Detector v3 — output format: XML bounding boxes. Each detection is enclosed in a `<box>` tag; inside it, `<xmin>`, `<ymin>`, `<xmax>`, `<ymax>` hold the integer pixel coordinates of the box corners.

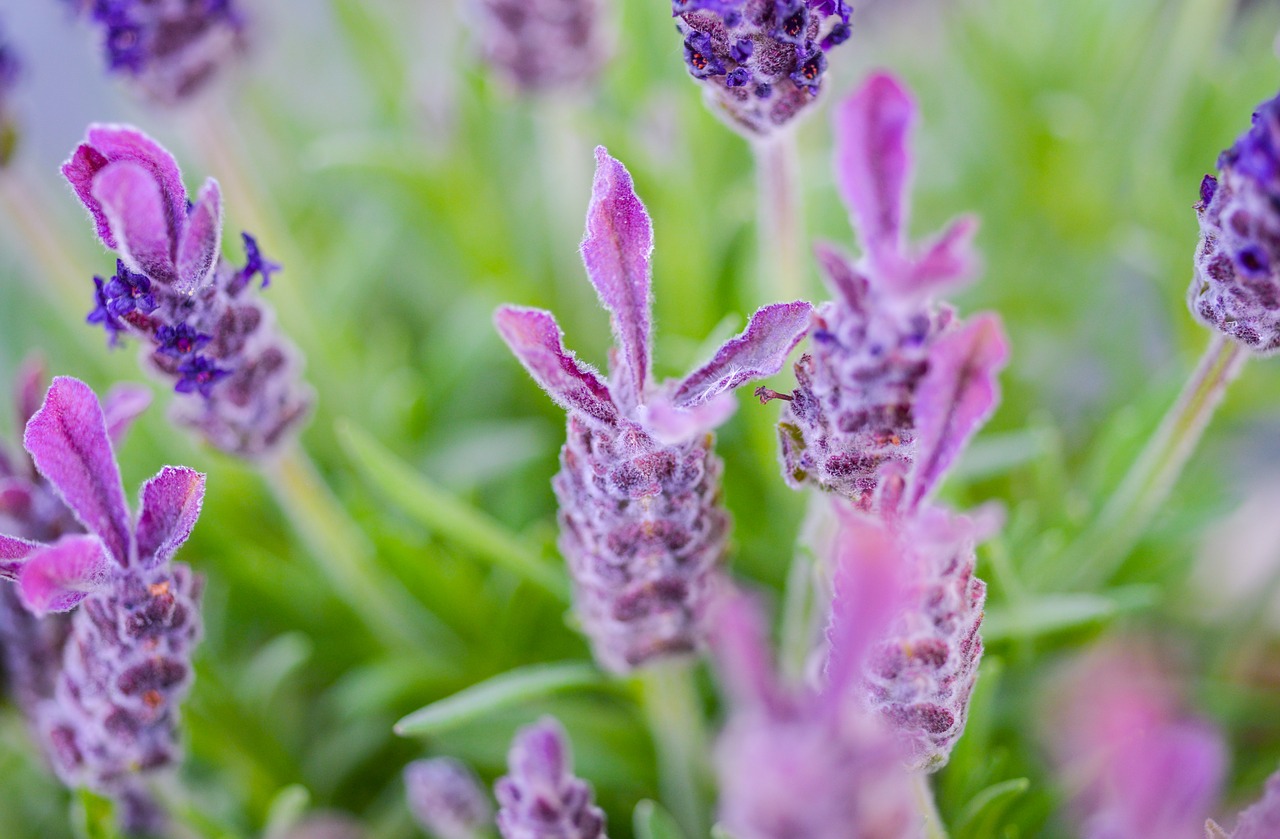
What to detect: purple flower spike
<box><xmin>496</xmin><ymin>149</ymin><xmax>811</xmax><ymax>672</ymax></box>
<box><xmin>672</xmin><ymin>0</ymin><xmax>854</xmax><ymax>136</ymax></box>
<box><xmin>405</xmin><ymin>757</ymin><xmax>493</xmax><ymax>839</ymax></box>
<box><xmin>1190</xmin><ymin>90</ymin><xmax>1280</xmax><ymax>354</ymax></box>
<box><xmin>495</xmin><ymin>718</ymin><xmax>607</xmax><ymax>839</ymax></box>
<box><xmin>63</xmin><ymin>124</ymin><xmax>312</xmax><ymax>459</ymax></box>
<box><xmin>470</xmin><ymin>0</ymin><xmax>609</xmax><ymax>94</ymax></box>
<box><xmin>0</xmin><ymin>20</ymin><xmax>20</xmax><ymax>167</ymax></box>
<box><xmin>1211</xmin><ymin>771</ymin><xmax>1280</xmax><ymax>838</ymax></box>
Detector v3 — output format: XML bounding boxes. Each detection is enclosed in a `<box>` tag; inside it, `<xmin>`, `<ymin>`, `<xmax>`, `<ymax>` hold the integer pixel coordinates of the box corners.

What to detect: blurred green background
<box><xmin>1</xmin><ymin>0</ymin><xmax>1280</xmax><ymax>836</ymax></box>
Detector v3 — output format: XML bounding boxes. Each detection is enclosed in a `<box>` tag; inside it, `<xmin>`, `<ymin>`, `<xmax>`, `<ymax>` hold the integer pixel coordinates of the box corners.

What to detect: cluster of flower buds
<box><xmin>1190</xmin><ymin>90</ymin><xmax>1280</xmax><ymax>355</ymax></box>
<box><xmin>673</xmin><ymin>0</ymin><xmax>853</xmax><ymax>136</ymax></box>
<box><xmin>64</xmin><ymin>0</ymin><xmax>248</xmax><ymax>104</ymax></box>
<box><xmin>1210</xmin><ymin>770</ymin><xmax>1280</xmax><ymax>839</ymax></box>
<box><xmin>0</xmin><ymin>377</ymin><xmax>206</xmax><ymax>829</ymax></box>
<box><xmin>64</xmin><ymin>125</ymin><xmax>312</xmax><ymax>459</ymax></box>
<box><xmin>404</xmin><ymin>757</ymin><xmax>493</xmax><ymax>839</ymax></box>
<box><xmin>0</xmin><ymin>19</ymin><xmax>18</xmax><ymax>166</ymax></box>
<box><xmin>469</xmin><ymin>0</ymin><xmax>609</xmax><ymax>94</ymax></box>
<box><xmin>496</xmin><ymin>147</ymin><xmax>811</xmax><ymax>673</ymax></box>
<box><xmin>495</xmin><ymin>717</ymin><xmax>607</xmax><ymax>839</ymax></box>
<box><xmin>762</xmin><ymin>72</ymin><xmax>1002</xmax><ymax>508</ymax></box>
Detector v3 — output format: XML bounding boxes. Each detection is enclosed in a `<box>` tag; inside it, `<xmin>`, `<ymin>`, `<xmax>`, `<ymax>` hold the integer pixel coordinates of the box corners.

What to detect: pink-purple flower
<box><xmin>1210</xmin><ymin>769</ymin><xmax>1280</xmax><ymax>838</ymax></box>
<box><xmin>495</xmin><ymin>717</ymin><xmax>607</xmax><ymax>839</ymax></box>
<box><xmin>469</xmin><ymin>0</ymin><xmax>609</xmax><ymax>94</ymax></box>
<box><xmin>405</xmin><ymin>757</ymin><xmax>493</xmax><ymax>839</ymax></box>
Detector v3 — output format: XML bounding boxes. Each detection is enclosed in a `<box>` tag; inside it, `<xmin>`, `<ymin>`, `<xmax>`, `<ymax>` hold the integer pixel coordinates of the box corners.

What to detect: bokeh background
<box><xmin>1</xmin><ymin>0</ymin><xmax>1280</xmax><ymax>837</ymax></box>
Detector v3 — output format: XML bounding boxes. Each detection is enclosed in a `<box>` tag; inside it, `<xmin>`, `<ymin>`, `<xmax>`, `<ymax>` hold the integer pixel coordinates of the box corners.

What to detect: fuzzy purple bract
<box><xmin>0</xmin><ymin>376</ymin><xmax>204</xmax><ymax>827</ymax></box>
<box><xmin>766</xmin><ymin>71</ymin><xmax>1006</xmax><ymax>508</ymax></box>
<box><xmin>469</xmin><ymin>0</ymin><xmax>609</xmax><ymax>93</ymax></box>
<box><xmin>1190</xmin><ymin>91</ymin><xmax>1280</xmax><ymax>354</ymax></box>
<box><xmin>405</xmin><ymin>757</ymin><xmax>493</xmax><ymax>839</ymax></box>
<box><xmin>673</xmin><ymin>0</ymin><xmax>853</xmax><ymax>136</ymax></box>
<box><xmin>495</xmin><ymin>717</ymin><xmax>607</xmax><ymax>839</ymax></box>
<box><xmin>1209</xmin><ymin>770</ymin><xmax>1280</xmax><ymax>839</ymax></box>
<box><xmin>495</xmin><ymin>147</ymin><xmax>811</xmax><ymax>673</ymax></box>
<box><xmin>63</xmin><ymin>124</ymin><xmax>312</xmax><ymax>459</ymax></box>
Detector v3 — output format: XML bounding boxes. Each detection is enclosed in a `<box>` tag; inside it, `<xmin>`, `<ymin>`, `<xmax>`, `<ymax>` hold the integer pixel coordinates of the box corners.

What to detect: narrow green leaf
<box><xmin>710</xmin><ymin>825</ymin><xmax>737</xmax><ymax>839</ymax></box>
<box><xmin>263</xmin><ymin>785</ymin><xmax>311</xmax><ymax>839</ymax></box>
<box><xmin>336</xmin><ymin>419</ymin><xmax>569</xmax><ymax>600</ymax></box>
<box><xmin>395</xmin><ymin>661</ymin><xmax>605</xmax><ymax>737</ymax></box>
<box><xmin>72</xmin><ymin>789</ymin><xmax>118</xmax><ymax>839</ymax></box>
<box><xmin>955</xmin><ymin>778</ymin><xmax>1030</xmax><ymax>832</ymax></box>
<box><xmin>634</xmin><ymin>800</ymin><xmax>689</xmax><ymax>839</ymax></box>
<box><xmin>983</xmin><ymin>585</ymin><xmax>1157</xmax><ymax>642</ymax></box>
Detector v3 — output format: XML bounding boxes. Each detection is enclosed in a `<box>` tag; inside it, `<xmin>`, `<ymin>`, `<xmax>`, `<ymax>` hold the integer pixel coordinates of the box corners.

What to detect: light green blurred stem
<box><xmin>0</xmin><ymin>171</ymin><xmax>93</xmax><ymax>310</ymax></box>
<box><xmin>912</xmin><ymin>773</ymin><xmax>950</xmax><ymax>839</ymax></box>
<box><xmin>264</xmin><ymin>443</ymin><xmax>446</xmax><ymax>654</ymax></box>
<box><xmin>637</xmin><ymin>659</ymin><xmax>709</xmax><ymax>839</ymax></box>
<box><xmin>753</xmin><ymin>132</ymin><xmax>805</xmax><ymax>301</ymax></box>
<box><xmin>1067</xmin><ymin>334</ymin><xmax>1246</xmax><ymax>587</ymax></box>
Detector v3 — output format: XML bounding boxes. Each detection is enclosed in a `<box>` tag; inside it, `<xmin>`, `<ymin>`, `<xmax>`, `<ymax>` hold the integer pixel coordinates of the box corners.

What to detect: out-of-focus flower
<box><xmin>405</xmin><ymin>757</ymin><xmax>493</xmax><ymax>839</ymax></box>
<box><xmin>0</xmin><ymin>19</ymin><xmax>19</xmax><ymax>166</ymax></box>
<box><xmin>0</xmin><ymin>377</ymin><xmax>205</xmax><ymax>831</ymax></box>
<box><xmin>1209</xmin><ymin>769</ymin><xmax>1280</xmax><ymax>838</ymax></box>
<box><xmin>280</xmin><ymin>812</ymin><xmax>369</xmax><ymax>839</ymax></box>
<box><xmin>672</xmin><ymin>0</ymin><xmax>853</xmax><ymax>136</ymax></box>
<box><xmin>63</xmin><ymin>124</ymin><xmax>312</xmax><ymax>459</ymax></box>
<box><xmin>495</xmin><ymin>717</ymin><xmax>606</xmax><ymax>839</ymax></box>
<box><xmin>1190</xmin><ymin>91</ymin><xmax>1280</xmax><ymax>354</ymax></box>
<box><xmin>1045</xmin><ymin>641</ymin><xmax>1228</xmax><ymax>839</ymax></box>
<box><xmin>65</xmin><ymin>0</ymin><xmax>248</xmax><ymax>104</ymax></box>
<box><xmin>495</xmin><ymin>147</ymin><xmax>811</xmax><ymax>673</ymax></box>
<box><xmin>468</xmin><ymin>0</ymin><xmax>609</xmax><ymax>94</ymax></box>
<box><xmin>762</xmin><ymin>71</ymin><xmax>1005</xmax><ymax>508</ymax></box>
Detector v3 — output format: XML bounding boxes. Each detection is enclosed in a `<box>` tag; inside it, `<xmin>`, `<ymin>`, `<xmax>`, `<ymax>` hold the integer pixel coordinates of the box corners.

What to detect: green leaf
<box><xmin>72</xmin><ymin>789</ymin><xmax>118</xmax><ymax>839</ymax></box>
<box><xmin>983</xmin><ymin>585</ymin><xmax>1158</xmax><ymax>642</ymax></box>
<box><xmin>336</xmin><ymin>419</ymin><xmax>570</xmax><ymax>600</ymax></box>
<box><xmin>263</xmin><ymin>785</ymin><xmax>311</xmax><ymax>839</ymax></box>
<box><xmin>633</xmin><ymin>800</ymin><xmax>689</xmax><ymax>839</ymax></box>
<box><xmin>395</xmin><ymin>661</ymin><xmax>607</xmax><ymax>737</ymax></box>
<box><xmin>955</xmin><ymin>778</ymin><xmax>1031</xmax><ymax>834</ymax></box>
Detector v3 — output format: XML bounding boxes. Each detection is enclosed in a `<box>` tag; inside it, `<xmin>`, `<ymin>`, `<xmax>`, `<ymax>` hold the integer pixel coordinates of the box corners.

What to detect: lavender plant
<box><xmin>495</xmin><ymin>717</ymin><xmax>606</xmax><ymax>839</ymax></box>
<box><xmin>64</xmin><ymin>0</ymin><xmax>248</xmax><ymax>105</ymax></box>
<box><xmin>0</xmin><ymin>376</ymin><xmax>206</xmax><ymax>832</ymax></box>
<box><xmin>63</xmin><ymin>124</ymin><xmax>312</xmax><ymax>459</ymax></box>
<box><xmin>468</xmin><ymin>0</ymin><xmax>609</xmax><ymax>94</ymax></box>
<box><xmin>495</xmin><ymin>147</ymin><xmax>811</xmax><ymax>673</ymax></box>
<box><xmin>405</xmin><ymin>757</ymin><xmax>493</xmax><ymax>839</ymax></box>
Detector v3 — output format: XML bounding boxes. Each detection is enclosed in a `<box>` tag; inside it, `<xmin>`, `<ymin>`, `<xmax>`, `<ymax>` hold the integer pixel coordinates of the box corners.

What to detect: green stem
<box><xmin>637</xmin><ymin>659</ymin><xmax>709</xmax><ymax>839</ymax></box>
<box><xmin>753</xmin><ymin>131</ymin><xmax>806</xmax><ymax>301</ymax></box>
<box><xmin>912</xmin><ymin>773</ymin><xmax>950</xmax><ymax>839</ymax></box>
<box><xmin>780</xmin><ymin>494</ymin><xmax>836</xmax><ymax>683</ymax></box>
<box><xmin>1066</xmin><ymin>334</ymin><xmax>1246</xmax><ymax>587</ymax></box>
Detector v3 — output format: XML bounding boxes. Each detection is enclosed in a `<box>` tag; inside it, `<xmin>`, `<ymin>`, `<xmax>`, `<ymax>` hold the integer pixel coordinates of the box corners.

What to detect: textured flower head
<box><xmin>495</xmin><ymin>717</ymin><xmax>607</xmax><ymax>839</ymax></box>
<box><xmin>468</xmin><ymin>0</ymin><xmax>610</xmax><ymax>93</ymax></box>
<box><xmin>1190</xmin><ymin>90</ymin><xmax>1280</xmax><ymax>354</ymax></box>
<box><xmin>673</xmin><ymin>0</ymin><xmax>853</xmax><ymax>136</ymax></box>
<box><xmin>405</xmin><ymin>757</ymin><xmax>493</xmax><ymax>839</ymax></box>
<box><xmin>496</xmin><ymin>147</ymin><xmax>811</xmax><ymax>672</ymax></box>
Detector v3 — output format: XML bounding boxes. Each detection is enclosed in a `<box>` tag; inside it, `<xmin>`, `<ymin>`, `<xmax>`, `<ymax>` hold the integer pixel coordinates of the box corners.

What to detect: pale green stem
<box><xmin>0</xmin><ymin>171</ymin><xmax>95</xmax><ymax>310</ymax></box>
<box><xmin>780</xmin><ymin>493</ymin><xmax>837</xmax><ymax>683</ymax></box>
<box><xmin>1066</xmin><ymin>334</ymin><xmax>1246</xmax><ymax>587</ymax></box>
<box><xmin>637</xmin><ymin>659</ymin><xmax>709</xmax><ymax>839</ymax></box>
<box><xmin>753</xmin><ymin>131</ymin><xmax>805</xmax><ymax>301</ymax></box>
<box><xmin>913</xmin><ymin>773</ymin><xmax>950</xmax><ymax>839</ymax></box>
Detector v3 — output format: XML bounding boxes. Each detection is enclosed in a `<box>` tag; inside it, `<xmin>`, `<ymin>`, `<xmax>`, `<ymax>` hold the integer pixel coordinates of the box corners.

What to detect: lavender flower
<box><xmin>469</xmin><ymin>0</ymin><xmax>609</xmax><ymax>93</ymax></box>
<box><xmin>673</xmin><ymin>0</ymin><xmax>853</xmax><ymax>136</ymax></box>
<box><xmin>1208</xmin><ymin>770</ymin><xmax>1280</xmax><ymax>838</ymax></box>
<box><xmin>65</xmin><ymin>0</ymin><xmax>248</xmax><ymax>104</ymax></box>
<box><xmin>63</xmin><ymin>124</ymin><xmax>312</xmax><ymax>459</ymax></box>
<box><xmin>405</xmin><ymin>757</ymin><xmax>493</xmax><ymax>839</ymax></box>
<box><xmin>495</xmin><ymin>147</ymin><xmax>811</xmax><ymax>673</ymax></box>
<box><xmin>495</xmin><ymin>717</ymin><xmax>606</xmax><ymax>839</ymax></box>
<box><xmin>0</xmin><ymin>19</ymin><xmax>19</xmax><ymax>167</ymax></box>
<box><xmin>1190</xmin><ymin>91</ymin><xmax>1280</xmax><ymax>354</ymax></box>
<box><xmin>762</xmin><ymin>72</ymin><xmax>1006</xmax><ymax>508</ymax></box>
<box><xmin>0</xmin><ymin>377</ymin><xmax>205</xmax><ymax>827</ymax></box>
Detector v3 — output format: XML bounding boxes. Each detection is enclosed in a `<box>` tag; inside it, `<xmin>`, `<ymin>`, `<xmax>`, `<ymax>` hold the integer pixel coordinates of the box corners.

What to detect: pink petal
<box><xmin>494</xmin><ymin>307</ymin><xmax>618</xmax><ymax>427</ymax></box>
<box><xmin>814</xmin><ymin>242</ymin><xmax>869</xmax><ymax>312</ymax></box>
<box><xmin>15</xmin><ymin>355</ymin><xmax>46</xmax><ymax>428</ymax></box>
<box><xmin>23</xmin><ymin>377</ymin><xmax>132</xmax><ymax>566</ymax></box>
<box><xmin>175</xmin><ymin>177</ymin><xmax>223</xmax><ymax>293</ymax></box>
<box><xmin>908</xmin><ymin>314</ymin><xmax>1009</xmax><ymax>510</ymax></box>
<box><xmin>672</xmin><ymin>302</ymin><xmax>813</xmax><ymax>408</ymax></box>
<box><xmin>84</xmin><ymin>124</ymin><xmax>188</xmax><ymax>247</ymax></box>
<box><xmin>707</xmin><ymin>585</ymin><xmax>786</xmax><ymax>713</ymax></box>
<box><xmin>0</xmin><ymin>533</ymin><xmax>42</xmax><ymax>580</ymax></box>
<box><xmin>102</xmin><ymin>383</ymin><xmax>152</xmax><ymax>444</ymax></box>
<box><xmin>91</xmin><ymin>161</ymin><xmax>179</xmax><ymax>284</ymax></box>
<box><xmin>834</xmin><ymin>72</ymin><xmax>916</xmax><ymax>267</ymax></box>
<box><xmin>639</xmin><ymin>391</ymin><xmax>737</xmax><ymax>445</ymax></box>
<box><xmin>135</xmin><ymin>467</ymin><xmax>206</xmax><ymax>570</ymax></box>
<box><xmin>18</xmin><ymin>535</ymin><xmax>112</xmax><ymax>614</ymax></box>
<box><xmin>580</xmin><ymin>147</ymin><xmax>653</xmax><ymax>408</ymax></box>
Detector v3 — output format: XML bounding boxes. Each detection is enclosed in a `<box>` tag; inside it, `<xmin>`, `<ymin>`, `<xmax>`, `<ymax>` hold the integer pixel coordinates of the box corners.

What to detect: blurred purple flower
<box><xmin>495</xmin><ymin>717</ymin><xmax>607</xmax><ymax>839</ymax></box>
<box><xmin>673</xmin><ymin>0</ymin><xmax>853</xmax><ymax>136</ymax></box>
<box><xmin>63</xmin><ymin>124</ymin><xmax>312</xmax><ymax>459</ymax></box>
<box><xmin>0</xmin><ymin>377</ymin><xmax>204</xmax><ymax>828</ymax></box>
<box><xmin>1210</xmin><ymin>770</ymin><xmax>1280</xmax><ymax>838</ymax></box>
<box><xmin>764</xmin><ymin>72</ymin><xmax>1006</xmax><ymax>508</ymax></box>
<box><xmin>405</xmin><ymin>757</ymin><xmax>493</xmax><ymax>839</ymax></box>
<box><xmin>1045</xmin><ymin>642</ymin><xmax>1228</xmax><ymax>839</ymax></box>
<box><xmin>469</xmin><ymin>0</ymin><xmax>610</xmax><ymax>94</ymax></box>
<box><xmin>0</xmin><ymin>18</ymin><xmax>19</xmax><ymax>166</ymax></box>
<box><xmin>66</xmin><ymin>0</ymin><xmax>248</xmax><ymax>104</ymax></box>
<box><xmin>1190</xmin><ymin>90</ymin><xmax>1280</xmax><ymax>354</ymax></box>
<box><xmin>496</xmin><ymin>147</ymin><xmax>811</xmax><ymax>673</ymax></box>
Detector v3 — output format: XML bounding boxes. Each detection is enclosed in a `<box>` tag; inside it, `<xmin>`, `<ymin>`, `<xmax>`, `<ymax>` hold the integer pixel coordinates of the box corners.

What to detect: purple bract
<box><xmin>1210</xmin><ymin>770</ymin><xmax>1280</xmax><ymax>839</ymax></box>
<box><xmin>405</xmin><ymin>757</ymin><xmax>493</xmax><ymax>839</ymax></box>
<box><xmin>495</xmin><ymin>147</ymin><xmax>811</xmax><ymax>673</ymax></box>
<box><xmin>469</xmin><ymin>0</ymin><xmax>609</xmax><ymax>93</ymax></box>
<box><xmin>495</xmin><ymin>717</ymin><xmax>607</xmax><ymax>839</ymax></box>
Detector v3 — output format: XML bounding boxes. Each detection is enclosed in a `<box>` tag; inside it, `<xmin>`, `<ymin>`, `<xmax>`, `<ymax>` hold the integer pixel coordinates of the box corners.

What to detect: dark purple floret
<box><xmin>470</xmin><ymin>0</ymin><xmax>609</xmax><ymax>94</ymax></box>
<box><xmin>772</xmin><ymin>0</ymin><xmax>809</xmax><ymax>45</ymax></box>
<box><xmin>87</xmin><ymin>276</ymin><xmax>127</xmax><ymax>347</ymax></box>
<box><xmin>789</xmin><ymin>43</ymin><xmax>825</xmax><ymax>90</ymax></box>
<box><xmin>103</xmin><ymin>261</ymin><xmax>158</xmax><ymax>317</ymax></box>
<box><xmin>730</xmin><ymin>38</ymin><xmax>753</xmax><ymax>62</ymax></box>
<box><xmin>726</xmin><ymin>67</ymin><xmax>751</xmax><ymax>87</ymax></box>
<box><xmin>684</xmin><ymin>31</ymin><xmax>725</xmax><ymax>78</ymax></box>
<box><xmin>233</xmin><ymin>231</ymin><xmax>280</xmax><ymax>291</ymax></box>
<box><xmin>820</xmin><ymin>21</ymin><xmax>851</xmax><ymax>50</ymax></box>
<box><xmin>155</xmin><ymin>322</ymin><xmax>212</xmax><ymax>357</ymax></box>
<box><xmin>175</xmin><ymin>355</ymin><xmax>231</xmax><ymax>397</ymax></box>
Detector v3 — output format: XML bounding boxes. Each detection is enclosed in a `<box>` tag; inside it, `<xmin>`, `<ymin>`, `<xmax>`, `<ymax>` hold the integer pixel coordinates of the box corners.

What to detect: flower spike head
<box><xmin>470</xmin><ymin>0</ymin><xmax>610</xmax><ymax>94</ymax></box>
<box><xmin>497</xmin><ymin>149</ymin><xmax>810</xmax><ymax>672</ymax></box>
<box><xmin>1210</xmin><ymin>770</ymin><xmax>1280</xmax><ymax>839</ymax></box>
<box><xmin>405</xmin><ymin>757</ymin><xmax>493</xmax><ymax>839</ymax></box>
<box><xmin>1190</xmin><ymin>91</ymin><xmax>1280</xmax><ymax>354</ymax></box>
<box><xmin>495</xmin><ymin>717</ymin><xmax>607</xmax><ymax>839</ymax></box>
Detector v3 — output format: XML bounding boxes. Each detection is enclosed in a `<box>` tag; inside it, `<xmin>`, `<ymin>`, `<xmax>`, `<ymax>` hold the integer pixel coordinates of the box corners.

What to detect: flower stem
<box><xmin>753</xmin><ymin>131</ymin><xmax>806</xmax><ymax>301</ymax></box>
<box><xmin>1066</xmin><ymin>334</ymin><xmax>1246</xmax><ymax>587</ymax></box>
<box><xmin>637</xmin><ymin>659</ymin><xmax>709</xmax><ymax>839</ymax></box>
<box><xmin>912</xmin><ymin>773</ymin><xmax>950</xmax><ymax>839</ymax></box>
